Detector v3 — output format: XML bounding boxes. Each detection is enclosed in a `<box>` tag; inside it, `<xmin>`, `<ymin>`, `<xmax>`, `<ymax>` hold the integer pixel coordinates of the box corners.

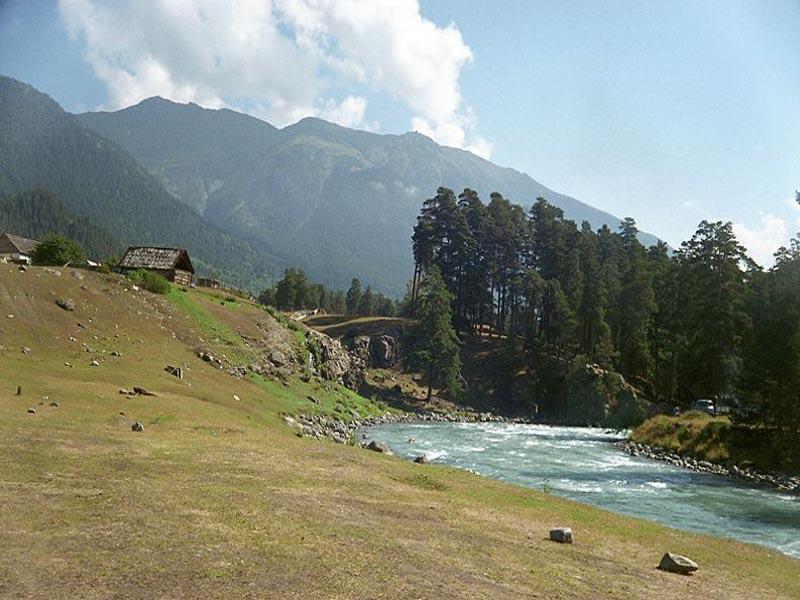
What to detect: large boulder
<box><xmin>346</xmin><ymin>334</ymin><xmax>400</xmax><ymax>369</ymax></box>
<box><xmin>657</xmin><ymin>553</ymin><xmax>698</xmax><ymax>575</ymax></box>
<box><xmin>369</xmin><ymin>335</ymin><xmax>399</xmax><ymax>369</ymax></box>
<box><xmin>549</xmin><ymin>528</ymin><xmax>573</xmax><ymax>544</ymax></box>
<box><xmin>365</xmin><ymin>440</ymin><xmax>393</xmax><ymax>455</ymax></box>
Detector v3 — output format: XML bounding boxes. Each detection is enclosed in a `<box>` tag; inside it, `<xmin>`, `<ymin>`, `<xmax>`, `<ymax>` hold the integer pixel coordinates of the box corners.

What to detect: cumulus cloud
<box><xmin>733</xmin><ymin>213</ymin><xmax>789</xmax><ymax>267</ymax></box>
<box><xmin>58</xmin><ymin>0</ymin><xmax>490</xmax><ymax>155</ymax></box>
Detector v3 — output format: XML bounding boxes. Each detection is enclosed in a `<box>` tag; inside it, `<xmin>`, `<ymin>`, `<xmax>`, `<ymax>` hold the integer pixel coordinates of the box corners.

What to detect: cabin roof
<box><xmin>0</xmin><ymin>233</ymin><xmax>39</xmax><ymax>255</ymax></box>
<box><xmin>118</xmin><ymin>246</ymin><xmax>195</xmax><ymax>273</ymax></box>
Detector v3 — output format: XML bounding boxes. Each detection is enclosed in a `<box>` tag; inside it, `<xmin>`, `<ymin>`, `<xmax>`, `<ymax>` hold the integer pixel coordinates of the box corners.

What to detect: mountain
<box><xmin>79</xmin><ymin>98</ymin><xmax>661</xmax><ymax>296</ymax></box>
<box><xmin>0</xmin><ymin>76</ymin><xmax>279</xmax><ymax>289</ymax></box>
<box><xmin>0</xmin><ymin>189</ymin><xmax>120</xmax><ymax>259</ymax></box>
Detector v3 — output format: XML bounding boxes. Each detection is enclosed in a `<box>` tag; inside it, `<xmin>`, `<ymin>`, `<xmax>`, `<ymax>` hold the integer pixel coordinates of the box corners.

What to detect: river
<box><xmin>362</xmin><ymin>422</ymin><xmax>800</xmax><ymax>559</ymax></box>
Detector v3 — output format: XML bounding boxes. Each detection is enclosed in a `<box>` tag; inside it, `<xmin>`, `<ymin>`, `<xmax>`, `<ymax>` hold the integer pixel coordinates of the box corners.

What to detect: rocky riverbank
<box><xmin>283</xmin><ymin>410</ymin><xmax>524</xmax><ymax>446</ymax></box>
<box><xmin>618</xmin><ymin>440</ymin><xmax>800</xmax><ymax>494</ymax></box>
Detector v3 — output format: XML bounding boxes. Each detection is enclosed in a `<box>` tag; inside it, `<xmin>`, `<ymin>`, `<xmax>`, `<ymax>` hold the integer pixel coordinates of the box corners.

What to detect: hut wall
<box><xmin>173</xmin><ymin>269</ymin><xmax>193</xmax><ymax>286</ymax></box>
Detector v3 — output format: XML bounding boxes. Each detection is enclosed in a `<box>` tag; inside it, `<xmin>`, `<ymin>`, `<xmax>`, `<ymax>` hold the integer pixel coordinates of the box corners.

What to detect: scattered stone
<box><xmin>132</xmin><ymin>386</ymin><xmax>156</xmax><ymax>397</ymax></box>
<box><xmin>119</xmin><ymin>411</ymin><xmax>126</xmax><ymax>416</ymax></box>
<box><xmin>16</xmin><ymin>385</ymin><xmax>22</xmax><ymax>396</ymax></box>
<box><xmin>90</xmin><ymin>360</ymin><xmax>100</xmax><ymax>367</ymax></box>
<box><xmin>69</xmin><ymin>336</ymin><xmax>77</xmax><ymax>342</ymax></box>
<box><xmin>18</xmin><ymin>265</ymin><xmax>27</xmax><ymax>272</ymax></box>
<box><xmin>233</xmin><ymin>394</ymin><xmax>241</xmax><ymax>402</ymax></box>
<box><xmin>6</xmin><ymin>314</ymin><xmax>13</xmax><ymax>319</ymax></box>
<box><xmin>110</xmin><ymin>351</ymin><xmax>122</xmax><ymax>357</ymax></box>
<box><xmin>549</xmin><ymin>528</ymin><xmax>574</xmax><ymax>544</ymax></box>
<box><xmin>365</xmin><ymin>440</ymin><xmax>393</xmax><ymax>455</ymax></box>
<box><xmin>657</xmin><ymin>553</ymin><xmax>698</xmax><ymax>575</ymax></box>
<box><xmin>21</xmin><ymin>346</ymin><xmax>31</xmax><ymax>354</ymax></box>
<box><xmin>307</xmin><ymin>395</ymin><xmax>320</xmax><ymax>404</ymax></box>
<box><xmin>269</xmin><ymin>350</ymin><xmax>288</xmax><ymax>366</ymax></box>
<box><xmin>64</xmin><ymin>362</ymin><xmax>72</xmax><ymax>367</ymax></box>
<box><xmin>49</xmin><ymin>401</ymin><xmax>59</xmax><ymax>407</ymax></box>
<box><xmin>71</xmin><ymin>271</ymin><xmax>84</xmax><ymax>280</ymax></box>
<box><xmin>56</xmin><ymin>298</ymin><xmax>75</xmax><ymax>312</ymax></box>
<box><xmin>414</xmin><ymin>455</ymin><xmax>429</xmax><ymax>464</ymax></box>
<box><xmin>165</xmin><ymin>365</ymin><xmax>183</xmax><ymax>379</ymax></box>
<box><xmin>131</xmin><ymin>421</ymin><xmax>144</xmax><ymax>432</ymax></box>
<box><xmin>27</xmin><ymin>407</ymin><xmax>36</xmax><ymax>414</ymax></box>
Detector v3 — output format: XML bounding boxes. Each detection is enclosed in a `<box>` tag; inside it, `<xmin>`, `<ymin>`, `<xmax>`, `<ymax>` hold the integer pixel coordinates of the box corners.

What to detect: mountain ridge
<box><xmin>0</xmin><ymin>75</ymin><xmax>279</xmax><ymax>289</ymax></box>
<box><xmin>79</xmin><ymin>97</ymin><xmax>661</xmax><ymax>296</ymax></box>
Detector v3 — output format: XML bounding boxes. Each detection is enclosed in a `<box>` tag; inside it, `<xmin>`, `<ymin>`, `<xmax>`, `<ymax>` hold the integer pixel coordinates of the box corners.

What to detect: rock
<box><xmin>549</xmin><ymin>528</ymin><xmax>573</xmax><ymax>544</ymax></box>
<box><xmin>71</xmin><ymin>270</ymin><xmax>84</xmax><ymax>280</ymax></box>
<box><xmin>64</xmin><ymin>362</ymin><xmax>72</xmax><ymax>368</ymax></box>
<box><xmin>307</xmin><ymin>395</ymin><xmax>320</xmax><ymax>404</ymax></box>
<box><xmin>27</xmin><ymin>407</ymin><xmax>36</xmax><ymax>414</ymax></box>
<box><xmin>414</xmin><ymin>455</ymin><xmax>429</xmax><ymax>464</ymax></box>
<box><xmin>90</xmin><ymin>360</ymin><xmax>100</xmax><ymax>367</ymax></box>
<box><xmin>56</xmin><ymin>298</ymin><xmax>75</xmax><ymax>312</ymax></box>
<box><xmin>132</xmin><ymin>386</ymin><xmax>156</xmax><ymax>397</ymax></box>
<box><xmin>18</xmin><ymin>265</ymin><xmax>27</xmax><ymax>272</ymax></box>
<box><xmin>21</xmin><ymin>346</ymin><xmax>31</xmax><ymax>354</ymax></box>
<box><xmin>110</xmin><ymin>351</ymin><xmax>122</xmax><ymax>357</ymax></box>
<box><xmin>165</xmin><ymin>365</ymin><xmax>183</xmax><ymax>379</ymax></box>
<box><xmin>269</xmin><ymin>350</ymin><xmax>289</xmax><ymax>366</ymax></box>
<box><xmin>16</xmin><ymin>386</ymin><xmax>22</xmax><ymax>396</ymax></box>
<box><xmin>233</xmin><ymin>394</ymin><xmax>241</xmax><ymax>402</ymax></box>
<box><xmin>131</xmin><ymin>421</ymin><xmax>144</xmax><ymax>432</ymax></box>
<box><xmin>365</xmin><ymin>440</ymin><xmax>393</xmax><ymax>455</ymax></box>
<box><xmin>49</xmin><ymin>401</ymin><xmax>59</xmax><ymax>407</ymax></box>
<box><xmin>657</xmin><ymin>553</ymin><xmax>698</xmax><ymax>575</ymax></box>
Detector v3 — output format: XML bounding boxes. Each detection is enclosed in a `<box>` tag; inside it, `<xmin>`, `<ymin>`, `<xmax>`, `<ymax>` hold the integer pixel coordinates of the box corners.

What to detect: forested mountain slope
<box><xmin>0</xmin><ymin>189</ymin><xmax>120</xmax><ymax>259</ymax></box>
<box><xmin>0</xmin><ymin>76</ymin><xmax>279</xmax><ymax>289</ymax></box>
<box><xmin>80</xmin><ymin>98</ymin><xmax>661</xmax><ymax>296</ymax></box>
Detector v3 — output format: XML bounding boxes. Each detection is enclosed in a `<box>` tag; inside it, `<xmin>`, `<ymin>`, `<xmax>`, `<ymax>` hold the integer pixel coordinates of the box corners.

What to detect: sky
<box><xmin>1</xmin><ymin>0</ymin><xmax>798</xmax><ymax>265</ymax></box>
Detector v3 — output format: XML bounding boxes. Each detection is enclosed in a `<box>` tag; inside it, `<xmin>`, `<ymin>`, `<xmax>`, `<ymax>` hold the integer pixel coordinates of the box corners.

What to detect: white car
<box><xmin>692</xmin><ymin>399</ymin><xmax>715</xmax><ymax>416</ymax></box>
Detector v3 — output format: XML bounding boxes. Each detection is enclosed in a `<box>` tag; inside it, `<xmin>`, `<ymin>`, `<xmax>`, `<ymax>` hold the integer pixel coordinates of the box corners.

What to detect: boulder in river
<box><xmin>549</xmin><ymin>527</ymin><xmax>573</xmax><ymax>544</ymax></box>
<box><xmin>658</xmin><ymin>553</ymin><xmax>698</xmax><ymax>575</ymax></box>
<box><xmin>365</xmin><ymin>440</ymin><xmax>393</xmax><ymax>455</ymax></box>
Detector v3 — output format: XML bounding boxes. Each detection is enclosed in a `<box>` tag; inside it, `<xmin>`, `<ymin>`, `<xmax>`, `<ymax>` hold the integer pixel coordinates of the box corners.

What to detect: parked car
<box><xmin>692</xmin><ymin>398</ymin><xmax>716</xmax><ymax>416</ymax></box>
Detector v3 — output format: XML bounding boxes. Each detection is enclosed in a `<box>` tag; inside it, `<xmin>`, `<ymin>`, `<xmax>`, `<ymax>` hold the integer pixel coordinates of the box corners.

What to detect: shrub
<box><xmin>32</xmin><ymin>233</ymin><xmax>86</xmax><ymax>266</ymax></box>
<box><xmin>126</xmin><ymin>269</ymin><xmax>171</xmax><ymax>294</ymax></box>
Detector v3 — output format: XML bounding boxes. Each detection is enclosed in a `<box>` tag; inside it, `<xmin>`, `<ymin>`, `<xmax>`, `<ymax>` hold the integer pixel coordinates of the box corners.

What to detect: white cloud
<box><xmin>733</xmin><ymin>213</ymin><xmax>789</xmax><ymax>267</ymax></box>
<box><xmin>58</xmin><ymin>0</ymin><xmax>490</xmax><ymax>154</ymax></box>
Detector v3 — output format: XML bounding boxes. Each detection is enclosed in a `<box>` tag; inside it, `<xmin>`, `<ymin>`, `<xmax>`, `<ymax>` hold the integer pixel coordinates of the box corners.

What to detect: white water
<box><xmin>363</xmin><ymin>422</ymin><xmax>800</xmax><ymax>559</ymax></box>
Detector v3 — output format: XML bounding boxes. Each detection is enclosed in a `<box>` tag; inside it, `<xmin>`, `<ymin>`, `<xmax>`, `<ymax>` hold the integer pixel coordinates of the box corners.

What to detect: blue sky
<box><xmin>1</xmin><ymin>0</ymin><xmax>798</xmax><ymax>263</ymax></box>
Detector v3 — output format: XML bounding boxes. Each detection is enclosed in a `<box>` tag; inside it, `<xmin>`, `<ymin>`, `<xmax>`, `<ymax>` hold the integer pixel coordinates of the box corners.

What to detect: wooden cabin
<box><xmin>117</xmin><ymin>246</ymin><xmax>195</xmax><ymax>285</ymax></box>
<box><xmin>0</xmin><ymin>233</ymin><xmax>39</xmax><ymax>264</ymax></box>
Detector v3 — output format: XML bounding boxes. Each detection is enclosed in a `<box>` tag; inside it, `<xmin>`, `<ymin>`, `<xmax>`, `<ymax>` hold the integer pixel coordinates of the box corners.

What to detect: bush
<box><xmin>32</xmin><ymin>233</ymin><xmax>86</xmax><ymax>266</ymax></box>
<box><xmin>126</xmin><ymin>269</ymin><xmax>171</xmax><ymax>294</ymax></box>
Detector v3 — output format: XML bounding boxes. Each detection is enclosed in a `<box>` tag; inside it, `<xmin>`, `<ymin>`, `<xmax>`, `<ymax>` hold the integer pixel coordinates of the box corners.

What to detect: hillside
<box><xmin>0</xmin><ymin>76</ymin><xmax>280</xmax><ymax>289</ymax></box>
<box><xmin>0</xmin><ymin>189</ymin><xmax>120</xmax><ymax>259</ymax></box>
<box><xmin>0</xmin><ymin>264</ymin><xmax>795</xmax><ymax>598</ymax></box>
<box><xmin>79</xmin><ymin>98</ymin><xmax>661</xmax><ymax>296</ymax></box>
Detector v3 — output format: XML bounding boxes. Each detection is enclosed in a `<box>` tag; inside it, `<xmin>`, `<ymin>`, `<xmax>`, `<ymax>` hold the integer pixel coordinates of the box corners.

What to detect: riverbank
<box><xmin>284</xmin><ymin>408</ymin><xmax>523</xmax><ymax>444</ymax></box>
<box><xmin>618</xmin><ymin>440</ymin><xmax>800</xmax><ymax>493</ymax></box>
<box><xmin>630</xmin><ymin>412</ymin><xmax>800</xmax><ymax>492</ymax></box>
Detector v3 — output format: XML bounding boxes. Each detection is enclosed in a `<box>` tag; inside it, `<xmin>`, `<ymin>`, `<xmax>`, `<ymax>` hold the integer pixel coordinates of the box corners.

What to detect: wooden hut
<box><xmin>0</xmin><ymin>233</ymin><xmax>39</xmax><ymax>264</ymax></box>
<box><xmin>117</xmin><ymin>246</ymin><xmax>195</xmax><ymax>285</ymax></box>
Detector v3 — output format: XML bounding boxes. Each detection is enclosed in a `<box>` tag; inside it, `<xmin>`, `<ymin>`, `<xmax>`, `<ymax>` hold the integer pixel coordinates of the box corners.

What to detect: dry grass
<box><xmin>0</xmin><ymin>264</ymin><xmax>797</xmax><ymax>599</ymax></box>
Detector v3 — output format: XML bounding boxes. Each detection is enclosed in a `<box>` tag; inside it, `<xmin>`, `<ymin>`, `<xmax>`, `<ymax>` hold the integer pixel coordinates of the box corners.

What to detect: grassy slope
<box><xmin>0</xmin><ymin>265</ymin><xmax>797</xmax><ymax>599</ymax></box>
<box><xmin>631</xmin><ymin>412</ymin><xmax>795</xmax><ymax>472</ymax></box>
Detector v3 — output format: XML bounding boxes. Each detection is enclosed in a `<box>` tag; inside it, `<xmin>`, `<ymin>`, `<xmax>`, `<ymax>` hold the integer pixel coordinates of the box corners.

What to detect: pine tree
<box><xmin>403</xmin><ymin>268</ymin><xmax>463</xmax><ymax>400</ymax></box>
